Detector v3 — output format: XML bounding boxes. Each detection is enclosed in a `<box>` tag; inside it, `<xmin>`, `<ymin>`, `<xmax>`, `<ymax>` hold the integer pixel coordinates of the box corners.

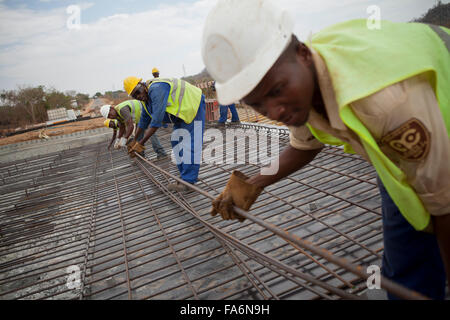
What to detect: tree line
<box><xmin>0</xmin><ymin>86</ymin><xmax>90</xmax><ymax>129</ymax></box>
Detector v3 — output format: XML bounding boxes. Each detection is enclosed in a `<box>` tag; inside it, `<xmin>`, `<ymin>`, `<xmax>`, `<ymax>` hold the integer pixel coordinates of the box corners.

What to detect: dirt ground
<box><xmin>0</xmin><ymin>118</ymin><xmax>106</xmax><ymax>146</ymax></box>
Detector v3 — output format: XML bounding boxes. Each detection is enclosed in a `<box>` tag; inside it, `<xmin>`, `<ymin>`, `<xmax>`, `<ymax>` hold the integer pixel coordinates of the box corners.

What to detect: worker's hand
<box><xmin>211</xmin><ymin>170</ymin><xmax>263</xmax><ymax>222</ymax></box>
<box><xmin>126</xmin><ymin>139</ymin><xmax>137</xmax><ymax>153</ymax></box>
<box><xmin>127</xmin><ymin>140</ymin><xmax>137</xmax><ymax>157</ymax></box>
<box><xmin>113</xmin><ymin>139</ymin><xmax>120</xmax><ymax>150</ymax></box>
<box><xmin>129</xmin><ymin>142</ymin><xmax>145</xmax><ymax>158</ymax></box>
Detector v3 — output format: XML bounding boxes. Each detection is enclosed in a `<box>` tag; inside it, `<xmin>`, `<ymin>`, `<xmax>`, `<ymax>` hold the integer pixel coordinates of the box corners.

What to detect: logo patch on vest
<box><xmin>381</xmin><ymin>118</ymin><xmax>430</xmax><ymax>162</ymax></box>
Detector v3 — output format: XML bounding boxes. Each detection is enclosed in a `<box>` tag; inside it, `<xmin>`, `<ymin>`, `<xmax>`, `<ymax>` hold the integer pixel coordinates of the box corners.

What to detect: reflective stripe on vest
<box><xmin>427</xmin><ymin>23</ymin><xmax>450</xmax><ymax>51</ymax></box>
<box><xmin>309</xmin><ymin>20</ymin><xmax>450</xmax><ymax>231</ymax></box>
<box><xmin>145</xmin><ymin>78</ymin><xmax>202</xmax><ymax>124</ymax></box>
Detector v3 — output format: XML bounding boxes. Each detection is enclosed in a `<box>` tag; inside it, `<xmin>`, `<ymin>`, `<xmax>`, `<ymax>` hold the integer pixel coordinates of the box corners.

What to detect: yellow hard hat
<box><xmin>104</xmin><ymin>119</ymin><xmax>118</xmax><ymax>129</ymax></box>
<box><xmin>123</xmin><ymin>76</ymin><xmax>142</xmax><ymax>95</ymax></box>
<box><xmin>152</xmin><ymin>67</ymin><xmax>159</xmax><ymax>74</ymax></box>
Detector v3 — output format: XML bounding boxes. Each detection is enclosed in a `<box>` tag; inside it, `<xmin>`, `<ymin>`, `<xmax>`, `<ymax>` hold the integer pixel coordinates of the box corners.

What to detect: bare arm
<box><xmin>134</xmin><ymin>126</ymin><xmax>143</xmax><ymax>142</ymax></box>
<box><xmin>124</xmin><ymin>118</ymin><xmax>134</xmax><ymax>139</ymax></box>
<box><xmin>108</xmin><ymin>130</ymin><xmax>117</xmax><ymax>150</ymax></box>
<box><xmin>247</xmin><ymin>145</ymin><xmax>323</xmax><ymax>188</ymax></box>
<box><xmin>139</xmin><ymin>127</ymin><xmax>158</xmax><ymax>145</ymax></box>
<box><xmin>119</xmin><ymin>106</ymin><xmax>136</xmax><ymax>140</ymax></box>
<box><xmin>117</xmin><ymin>123</ymin><xmax>125</xmax><ymax>139</ymax></box>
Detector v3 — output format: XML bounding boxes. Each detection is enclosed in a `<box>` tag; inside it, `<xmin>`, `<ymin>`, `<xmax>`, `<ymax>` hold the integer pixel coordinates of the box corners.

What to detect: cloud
<box><xmin>0</xmin><ymin>0</ymin><xmax>440</xmax><ymax>95</ymax></box>
<box><xmin>0</xmin><ymin>0</ymin><xmax>217</xmax><ymax>95</ymax></box>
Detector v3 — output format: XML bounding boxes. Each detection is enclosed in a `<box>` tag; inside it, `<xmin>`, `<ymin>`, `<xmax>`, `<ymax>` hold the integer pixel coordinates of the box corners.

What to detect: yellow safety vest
<box><xmin>114</xmin><ymin>100</ymin><xmax>143</xmax><ymax>124</ymax></box>
<box><xmin>308</xmin><ymin>20</ymin><xmax>450</xmax><ymax>231</ymax></box>
<box><xmin>111</xmin><ymin>119</ymin><xmax>119</xmax><ymax>130</ymax></box>
<box><xmin>144</xmin><ymin>78</ymin><xmax>202</xmax><ymax>124</ymax></box>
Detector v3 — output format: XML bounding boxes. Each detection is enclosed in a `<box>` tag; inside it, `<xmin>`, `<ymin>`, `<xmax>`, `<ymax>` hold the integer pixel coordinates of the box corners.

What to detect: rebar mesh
<box><xmin>0</xmin><ymin>122</ymin><xmax>388</xmax><ymax>300</ymax></box>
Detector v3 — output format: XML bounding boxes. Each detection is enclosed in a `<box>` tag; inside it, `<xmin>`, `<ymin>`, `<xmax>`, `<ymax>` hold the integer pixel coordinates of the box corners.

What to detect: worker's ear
<box><xmin>297</xmin><ymin>42</ymin><xmax>309</xmax><ymax>58</ymax></box>
<box><xmin>296</xmin><ymin>42</ymin><xmax>313</xmax><ymax>67</ymax></box>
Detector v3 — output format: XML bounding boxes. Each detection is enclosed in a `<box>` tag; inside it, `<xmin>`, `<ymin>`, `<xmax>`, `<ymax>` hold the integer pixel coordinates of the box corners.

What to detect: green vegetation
<box><xmin>412</xmin><ymin>1</ymin><xmax>449</xmax><ymax>27</ymax></box>
<box><xmin>0</xmin><ymin>86</ymin><xmax>90</xmax><ymax>129</ymax></box>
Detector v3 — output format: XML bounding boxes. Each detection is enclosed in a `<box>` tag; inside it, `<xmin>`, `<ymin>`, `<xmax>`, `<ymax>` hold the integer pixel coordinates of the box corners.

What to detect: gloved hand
<box><xmin>211</xmin><ymin>170</ymin><xmax>263</xmax><ymax>222</ymax></box>
<box><xmin>126</xmin><ymin>139</ymin><xmax>137</xmax><ymax>153</ymax></box>
<box><xmin>118</xmin><ymin>137</ymin><xmax>127</xmax><ymax>148</ymax></box>
<box><xmin>129</xmin><ymin>142</ymin><xmax>145</xmax><ymax>158</ymax></box>
<box><xmin>113</xmin><ymin>139</ymin><xmax>120</xmax><ymax>150</ymax></box>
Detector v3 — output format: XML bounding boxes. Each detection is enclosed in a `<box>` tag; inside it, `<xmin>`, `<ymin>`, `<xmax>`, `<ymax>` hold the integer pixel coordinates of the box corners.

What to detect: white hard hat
<box><xmin>201</xmin><ymin>0</ymin><xmax>294</xmax><ymax>105</ymax></box>
<box><xmin>100</xmin><ymin>105</ymin><xmax>111</xmax><ymax>119</ymax></box>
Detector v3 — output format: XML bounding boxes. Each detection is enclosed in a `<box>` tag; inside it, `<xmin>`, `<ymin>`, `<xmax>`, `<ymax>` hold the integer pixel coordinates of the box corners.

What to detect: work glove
<box><xmin>126</xmin><ymin>139</ymin><xmax>137</xmax><ymax>153</ymax></box>
<box><xmin>113</xmin><ymin>139</ymin><xmax>120</xmax><ymax>150</ymax></box>
<box><xmin>129</xmin><ymin>142</ymin><xmax>145</xmax><ymax>158</ymax></box>
<box><xmin>118</xmin><ymin>137</ymin><xmax>127</xmax><ymax>148</ymax></box>
<box><xmin>211</xmin><ymin>170</ymin><xmax>263</xmax><ymax>222</ymax></box>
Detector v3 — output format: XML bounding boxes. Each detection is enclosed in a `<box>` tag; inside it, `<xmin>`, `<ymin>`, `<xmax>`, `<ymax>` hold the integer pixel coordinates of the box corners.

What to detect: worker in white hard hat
<box><xmin>101</xmin><ymin>101</ymin><xmax>168</xmax><ymax>159</ymax></box>
<box><xmin>202</xmin><ymin>0</ymin><xmax>450</xmax><ymax>300</ymax></box>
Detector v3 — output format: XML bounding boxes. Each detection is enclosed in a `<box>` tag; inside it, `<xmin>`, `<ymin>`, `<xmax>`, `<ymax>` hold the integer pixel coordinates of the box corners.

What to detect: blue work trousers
<box><xmin>378</xmin><ymin>178</ymin><xmax>446</xmax><ymax>300</ymax></box>
<box><xmin>218</xmin><ymin>104</ymin><xmax>240</xmax><ymax>123</ymax></box>
<box><xmin>170</xmin><ymin>96</ymin><xmax>206</xmax><ymax>184</ymax></box>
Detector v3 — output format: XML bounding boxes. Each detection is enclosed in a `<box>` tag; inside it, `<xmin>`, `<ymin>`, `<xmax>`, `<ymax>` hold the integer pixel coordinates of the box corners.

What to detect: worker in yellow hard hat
<box><xmin>123</xmin><ymin>75</ymin><xmax>205</xmax><ymax>192</ymax></box>
<box><xmin>152</xmin><ymin>67</ymin><xmax>159</xmax><ymax>78</ymax></box>
<box><xmin>202</xmin><ymin>0</ymin><xmax>450</xmax><ymax>300</ymax></box>
<box><xmin>104</xmin><ymin>118</ymin><xmax>120</xmax><ymax>150</ymax></box>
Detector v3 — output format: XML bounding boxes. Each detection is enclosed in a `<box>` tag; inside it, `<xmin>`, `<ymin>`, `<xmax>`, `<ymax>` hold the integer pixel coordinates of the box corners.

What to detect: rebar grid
<box><xmin>0</xmin><ymin>122</ymin><xmax>421</xmax><ymax>300</ymax></box>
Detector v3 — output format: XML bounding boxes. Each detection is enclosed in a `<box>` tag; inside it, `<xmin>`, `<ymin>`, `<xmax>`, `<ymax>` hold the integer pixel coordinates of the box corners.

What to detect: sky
<box><xmin>0</xmin><ymin>0</ymin><xmax>445</xmax><ymax>96</ymax></box>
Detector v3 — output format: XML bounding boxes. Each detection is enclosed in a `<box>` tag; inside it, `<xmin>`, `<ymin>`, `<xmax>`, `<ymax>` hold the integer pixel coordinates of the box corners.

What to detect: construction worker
<box><xmin>202</xmin><ymin>0</ymin><xmax>450</xmax><ymax>300</ymax></box>
<box><xmin>152</xmin><ymin>67</ymin><xmax>160</xmax><ymax>79</ymax></box>
<box><xmin>123</xmin><ymin>76</ymin><xmax>206</xmax><ymax>191</ymax></box>
<box><xmin>100</xmin><ymin>101</ymin><xmax>168</xmax><ymax>159</ymax></box>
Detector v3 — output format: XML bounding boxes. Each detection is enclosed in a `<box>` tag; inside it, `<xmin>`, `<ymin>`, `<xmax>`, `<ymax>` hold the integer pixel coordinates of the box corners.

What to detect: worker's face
<box><xmin>108</xmin><ymin>108</ymin><xmax>117</xmax><ymax>119</ymax></box>
<box><xmin>153</xmin><ymin>72</ymin><xmax>159</xmax><ymax>78</ymax></box>
<box><xmin>108</xmin><ymin>122</ymin><xmax>116</xmax><ymax>129</ymax></box>
<box><xmin>131</xmin><ymin>83</ymin><xmax>148</xmax><ymax>102</ymax></box>
<box><xmin>243</xmin><ymin>42</ymin><xmax>316</xmax><ymax>127</ymax></box>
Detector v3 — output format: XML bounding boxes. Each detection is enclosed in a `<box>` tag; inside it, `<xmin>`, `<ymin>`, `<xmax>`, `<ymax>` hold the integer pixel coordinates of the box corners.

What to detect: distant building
<box><xmin>47</xmin><ymin>108</ymin><xmax>80</xmax><ymax>125</ymax></box>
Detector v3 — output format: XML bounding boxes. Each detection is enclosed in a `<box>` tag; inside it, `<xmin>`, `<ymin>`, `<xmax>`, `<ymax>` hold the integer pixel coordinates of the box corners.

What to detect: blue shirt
<box><xmin>138</xmin><ymin>82</ymin><xmax>181</xmax><ymax>129</ymax></box>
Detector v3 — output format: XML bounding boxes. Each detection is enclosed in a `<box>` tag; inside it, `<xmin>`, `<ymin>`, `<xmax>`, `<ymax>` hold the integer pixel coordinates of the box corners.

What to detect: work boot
<box><xmin>167</xmin><ymin>182</ymin><xmax>190</xmax><ymax>192</ymax></box>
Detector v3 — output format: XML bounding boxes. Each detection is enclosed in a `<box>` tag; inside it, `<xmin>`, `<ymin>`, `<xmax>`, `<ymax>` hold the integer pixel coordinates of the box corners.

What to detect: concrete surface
<box><xmin>0</xmin><ymin>128</ymin><xmax>110</xmax><ymax>164</ymax></box>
